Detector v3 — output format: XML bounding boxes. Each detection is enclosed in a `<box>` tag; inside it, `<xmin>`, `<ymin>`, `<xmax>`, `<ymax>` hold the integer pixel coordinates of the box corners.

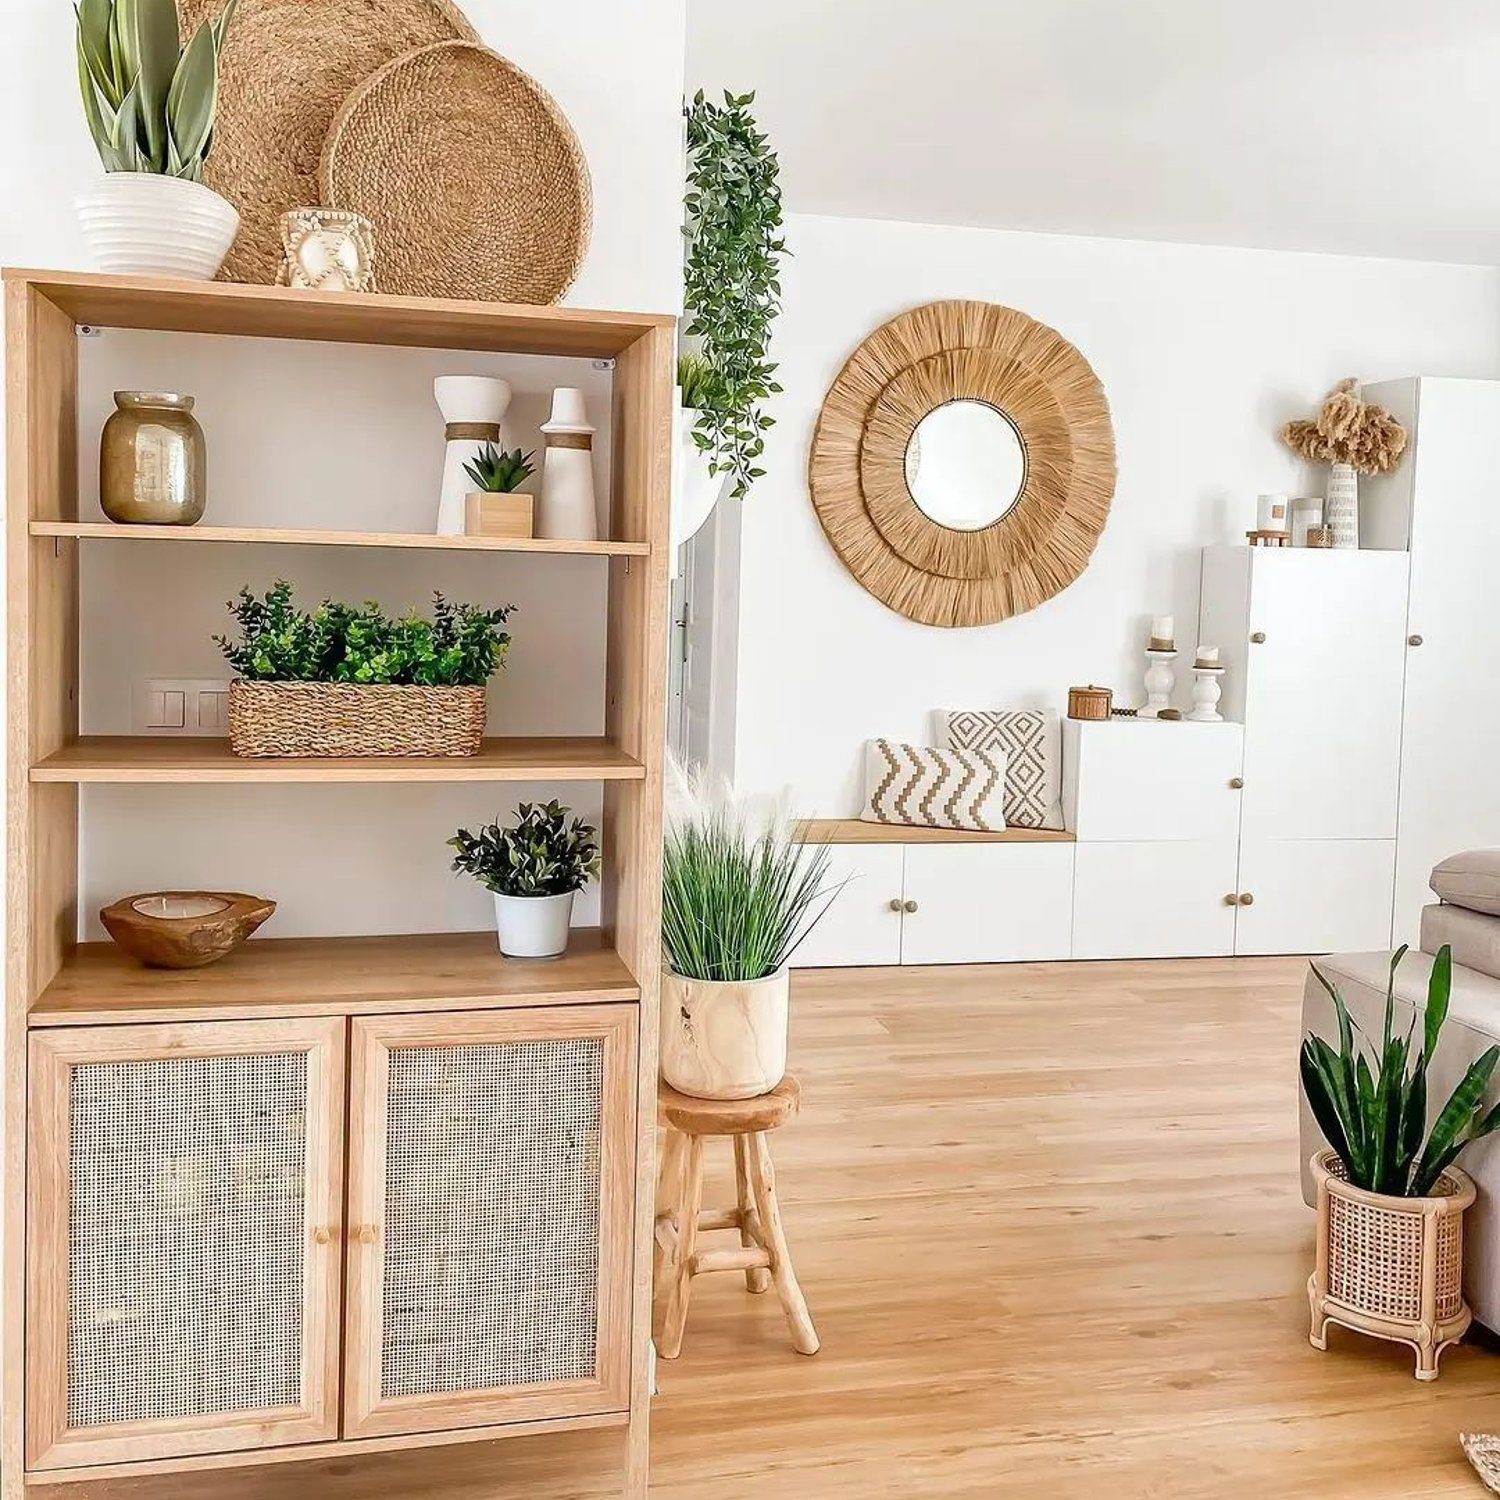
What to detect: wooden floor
<box><xmin>56</xmin><ymin>957</ymin><xmax>1500</xmax><ymax>1500</ymax></box>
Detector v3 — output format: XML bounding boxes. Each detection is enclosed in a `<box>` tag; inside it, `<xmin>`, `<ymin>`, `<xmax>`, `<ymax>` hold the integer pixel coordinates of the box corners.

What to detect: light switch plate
<box><xmin>135</xmin><ymin>678</ymin><xmax>232</xmax><ymax>736</ymax></box>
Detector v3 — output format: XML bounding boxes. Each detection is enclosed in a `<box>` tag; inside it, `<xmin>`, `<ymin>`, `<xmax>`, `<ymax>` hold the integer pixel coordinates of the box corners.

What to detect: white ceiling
<box><xmin>686</xmin><ymin>0</ymin><xmax>1500</xmax><ymax>264</ymax></box>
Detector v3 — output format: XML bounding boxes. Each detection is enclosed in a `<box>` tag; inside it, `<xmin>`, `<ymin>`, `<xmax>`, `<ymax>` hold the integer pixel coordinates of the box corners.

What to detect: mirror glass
<box><xmin>903</xmin><ymin>400</ymin><xmax>1026</xmax><ymax>530</ymax></box>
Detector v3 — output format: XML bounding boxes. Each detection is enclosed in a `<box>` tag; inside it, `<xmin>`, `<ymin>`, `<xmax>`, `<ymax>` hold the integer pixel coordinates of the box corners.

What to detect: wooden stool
<box><xmin>653</xmin><ymin>1076</ymin><xmax>819</xmax><ymax>1358</ymax></box>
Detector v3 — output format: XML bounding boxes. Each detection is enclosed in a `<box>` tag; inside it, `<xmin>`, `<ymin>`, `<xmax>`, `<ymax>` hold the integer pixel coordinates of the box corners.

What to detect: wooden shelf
<box><xmin>30</xmin><ymin>929</ymin><xmax>638</xmax><ymax>1026</ymax></box>
<box><xmin>797</xmin><ymin>818</ymin><xmax>1076</xmax><ymax>845</ymax></box>
<box><xmin>31</xmin><ymin>736</ymin><xmax>645</xmax><ymax>784</ymax></box>
<box><xmin>4</xmin><ymin>267</ymin><xmax>673</xmax><ymax>358</ymax></box>
<box><xmin>31</xmin><ymin>521</ymin><xmax>650</xmax><ymax>557</ymax></box>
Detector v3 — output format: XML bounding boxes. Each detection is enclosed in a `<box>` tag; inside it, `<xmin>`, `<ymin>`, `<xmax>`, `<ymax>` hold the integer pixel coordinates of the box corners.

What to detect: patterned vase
<box><xmin>1326</xmin><ymin>462</ymin><xmax>1359</xmax><ymax>550</ymax></box>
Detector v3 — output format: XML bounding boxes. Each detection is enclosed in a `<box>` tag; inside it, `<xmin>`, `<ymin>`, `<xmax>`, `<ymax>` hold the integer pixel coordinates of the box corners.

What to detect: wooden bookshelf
<box><xmin>3</xmin><ymin>269</ymin><xmax>672</xmax><ymax>1499</ymax></box>
<box><xmin>31</xmin><ymin>736</ymin><xmax>645</xmax><ymax>784</ymax></box>
<box><xmin>31</xmin><ymin>521</ymin><xmax>651</xmax><ymax>557</ymax></box>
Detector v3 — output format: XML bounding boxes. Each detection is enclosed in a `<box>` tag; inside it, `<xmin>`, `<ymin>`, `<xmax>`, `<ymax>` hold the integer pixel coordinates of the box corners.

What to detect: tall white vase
<box><xmin>434</xmin><ymin>376</ymin><xmax>512</xmax><ymax>536</ymax></box>
<box><xmin>1326</xmin><ymin>461</ymin><xmax>1359</xmax><ymax>550</ymax></box>
<box><xmin>537</xmin><ymin>387</ymin><xmax>599</xmax><ymax>541</ymax></box>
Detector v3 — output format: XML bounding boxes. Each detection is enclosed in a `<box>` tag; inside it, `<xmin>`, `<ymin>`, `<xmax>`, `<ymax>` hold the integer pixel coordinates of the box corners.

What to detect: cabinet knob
<box><xmin>312</xmin><ymin>1225</ymin><xmax>334</xmax><ymax>1246</ymax></box>
<box><xmin>888</xmin><ymin>898</ymin><xmax>904</xmax><ymax>913</ymax></box>
<box><xmin>1408</xmin><ymin>634</ymin><xmax>1424</xmax><ymax>647</ymax></box>
<box><xmin>353</xmin><ymin>1224</ymin><xmax>380</xmax><ymax>1245</ymax></box>
<box><xmin>1238</xmin><ymin>892</ymin><xmax>1255</xmax><ymax>906</ymax></box>
<box><xmin>1249</xmin><ymin>631</ymin><xmax>1267</xmax><ymax>644</ymax></box>
<box><xmin>1229</xmin><ymin>777</ymin><xmax>1244</xmax><ymax>790</ymax></box>
<box><xmin>1223</xmin><ymin>893</ymin><xmax>1239</xmax><ymax>907</ymax></box>
<box><xmin>903</xmin><ymin>899</ymin><xmax>919</xmax><ymax>914</ymax></box>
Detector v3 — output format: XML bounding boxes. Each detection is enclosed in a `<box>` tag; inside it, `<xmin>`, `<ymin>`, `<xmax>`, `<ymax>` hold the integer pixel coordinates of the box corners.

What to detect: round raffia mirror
<box><xmin>903</xmin><ymin>399</ymin><xmax>1027</xmax><ymax>530</ymax></box>
<box><xmin>809</xmin><ymin>300</ymin><xmax>1116</xmax><ymax>628</ymax></box>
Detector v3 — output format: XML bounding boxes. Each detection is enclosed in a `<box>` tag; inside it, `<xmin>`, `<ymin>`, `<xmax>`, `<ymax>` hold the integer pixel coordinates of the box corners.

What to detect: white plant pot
<box><xmin>660</xmin><ymin>967</ymin><xmax>789</xmax><ymax>1101</ymax></box>
<box><xmin>434</xmin><ymin>376</ymin><xmax>512</xmax><ymax>536</ymax></box>
<box><xmin>671</xmin><ymin>403</ymin><xmax>729</xmax><ymax>556</ymax></box>
<box><xmin>75</xmin><ymin>173</ymin><xmax>240</xmax><ymax>281</ymax></box>
<box><xmin>492</xmin><ymin>890</ymin><xmax>575</xmax><ymax>960</ymax></box>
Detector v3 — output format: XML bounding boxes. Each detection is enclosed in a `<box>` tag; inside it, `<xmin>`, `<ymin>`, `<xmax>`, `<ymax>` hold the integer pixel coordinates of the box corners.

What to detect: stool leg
<box><xmin>746</xmin><ymin>1130</ymin><xmax>820</xmax><ymax>1356</ymax></box>
<box><xmin>659</xmin><ymin>1133</ymin><xmax>703</xmax><ymax>1360</ymax></box>
<box><xmin>734</xmin><ymin>1133</ymin><xmax>772</xmax><ymax>1294</ymax></box>
<box><xmin>653</xmin><ymin>1128</ymin><xmax>686</xmax><ymax>1336</ymax></box>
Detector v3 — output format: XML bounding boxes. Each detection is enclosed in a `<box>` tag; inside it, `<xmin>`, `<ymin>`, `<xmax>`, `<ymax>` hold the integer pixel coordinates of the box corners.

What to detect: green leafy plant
<box><xmin>449</xmin><ymin>801</ymin><xmax>601</xmax><ymax>898</ymax></box>
<box><xmin>676</xmin><ymin>353</ymin><xmax>716</xmax><ymax>413</ymax></box>
<box><xmin>75</xmin><ymin>0</ymin><xmax>238</xmax><ymax>180</ymax></box>
<box><xmin>214</xmin><ymin>581</ymin><xmax>514</xmax><ymax>686</ymax></box>
<box><xmin>682</xmin><ymin>89</ymin><xmax>786</xmax><ymax>500</ymax></box>
<box><xmin>1302</xmin><ymin>944</ymin><xmax>1500</xmax><ymax>1197</ymax></box>
<box><xmin>463</xmin><ymin>443</ymin><xmax>535</xmax><ymax>494</ymax></box>
<box><xmin>661</xmin><ymin>760</ymin><xmax>840</xmax><ymax>982</ymax></box>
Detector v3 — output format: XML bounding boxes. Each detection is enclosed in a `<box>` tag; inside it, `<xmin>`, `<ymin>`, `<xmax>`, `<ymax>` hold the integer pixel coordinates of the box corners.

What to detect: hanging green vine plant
<box><xmin>682</xmin><ymin>89</ymin><xmax>787</xmax><ymax>500</ymax></box>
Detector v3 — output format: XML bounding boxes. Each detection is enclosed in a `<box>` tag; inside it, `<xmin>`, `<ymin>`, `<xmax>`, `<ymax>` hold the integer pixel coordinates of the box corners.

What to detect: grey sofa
<box><xmin>1299</xmin><ymin>851</ymin><xmax>1500</xmax><ymax>1330</ymax></box>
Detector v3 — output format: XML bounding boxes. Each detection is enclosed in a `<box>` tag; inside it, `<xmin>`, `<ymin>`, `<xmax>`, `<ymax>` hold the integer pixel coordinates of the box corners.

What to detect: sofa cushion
<box><xmin>1423</xmin><ymin>902</ymin><xmax>1500</xmax><ymax>982</ymax></box>
<box><xmin>1431</xmin><ymin>848</ymin><xmax>1500</xmax><ymax>916</ymax></box>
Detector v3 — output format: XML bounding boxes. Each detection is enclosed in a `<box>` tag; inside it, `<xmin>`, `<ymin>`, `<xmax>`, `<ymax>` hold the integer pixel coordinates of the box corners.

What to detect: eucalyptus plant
<box><xmin>449</xmin><ymin>802</ymin><xmax>601</xmax><ymax>899</ymax></box>
<box><xmin>75</xmin><ymin>0</ymin><xmax>238</xmax><ymax>180</ymax></box>
<box><xmin>463</xmin><ymin>443</ymin><xmax>535</xmax><ymax>494</ymax></box>
<box><xmin>1302</xmin><ymin>943</ymin><xmax>1500</xmax><ymax>1197</ymax></box>
<box><xmin>682</xmin><ymin>90</ymin><xmax>786</xmax><ymax>500</ymax></box>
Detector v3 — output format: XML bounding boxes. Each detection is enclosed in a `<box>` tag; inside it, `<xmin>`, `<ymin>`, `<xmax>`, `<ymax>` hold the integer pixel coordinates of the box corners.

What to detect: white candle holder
<box><xmin>1188</xmin><ymin>666</ymin><xmax>1225</xmax><ymax>723</ymax></box>
<box><xmin>1141</xmin><ymin>649</ymin><xmax>1177</xmax><ymax>718</ymax></box>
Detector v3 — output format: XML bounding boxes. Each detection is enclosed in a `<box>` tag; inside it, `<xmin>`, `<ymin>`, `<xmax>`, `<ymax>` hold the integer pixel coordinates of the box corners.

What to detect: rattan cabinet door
<box><xmin>26</xmin><ymin>1018</ymin><xmax>346</xmax><ymax>1471</ymax></box>
<box><xmin>344</xmin><ymin>1006</ymin><xmax>637</xmax><ymax>1439</ymax></box>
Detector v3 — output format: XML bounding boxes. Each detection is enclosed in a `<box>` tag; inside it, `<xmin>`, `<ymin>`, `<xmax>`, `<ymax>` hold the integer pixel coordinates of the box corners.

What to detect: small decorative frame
<box><xmin>809</xmin><ymin>300</ymin><xmax>1116</xmax><ymax>628</ymax></box>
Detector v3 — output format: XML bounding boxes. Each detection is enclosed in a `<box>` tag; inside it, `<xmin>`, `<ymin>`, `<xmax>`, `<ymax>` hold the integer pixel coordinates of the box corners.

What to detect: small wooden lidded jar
<box><xmin>1068</xmin><ymin>685</ymin><xmax>1113</xmax><ymax>721</ymax></box>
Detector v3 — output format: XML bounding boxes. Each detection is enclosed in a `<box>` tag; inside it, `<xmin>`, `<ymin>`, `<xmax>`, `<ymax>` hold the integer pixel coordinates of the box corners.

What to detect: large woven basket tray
<box><xmin>228</xmin><ymin>681</ymin><xmax>486</xmax><ymax>758</ymax></box>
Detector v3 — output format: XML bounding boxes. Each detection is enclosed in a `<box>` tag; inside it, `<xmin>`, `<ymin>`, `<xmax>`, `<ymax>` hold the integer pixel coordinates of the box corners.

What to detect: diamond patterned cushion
<box><xmin>940</xmin><ymin>709</ymin><xmax>1064</xmax><ymax>830</ymax></box>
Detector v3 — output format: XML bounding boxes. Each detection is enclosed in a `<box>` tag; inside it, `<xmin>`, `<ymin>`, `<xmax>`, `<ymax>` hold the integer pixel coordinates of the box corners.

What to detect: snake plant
<box><xmin>75</xmin><ymin>0</ymin><xmax>238</xmax><ymax>180</ymax></box>
<box><xmin>1302</xmin><ymin>943</ymin><xmax>1500</xmax><ymax>1197</ymax></box>
<box><xmin>463</xmin><ymin>444</ymin><xmax>535</xmax><ymax>495</ymax></box>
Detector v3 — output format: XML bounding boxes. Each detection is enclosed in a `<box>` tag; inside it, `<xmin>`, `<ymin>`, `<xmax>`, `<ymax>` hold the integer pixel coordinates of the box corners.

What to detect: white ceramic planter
<box><xmin>671</xmin><ymin>403</ymin><xmax>729</xmax><ymax>557</ymax></box>
<box><xmin>660</xmin><ymin>967</ymin><xmax>789</xmax><ymax>1100</ymax></box>
<box><xmin>493</xmin><ymin>889</ymin><xmax>575</xmax><ymax>959</ymax></box>
<box><xmin>434</xmin><ymin>376</ymin><xmax>513</xmax><ymax>536</ymax></box>
<box><xmin>75</xmin><ymin>173</ymin><xmax>240</xmax><ymax>281</ymax></box>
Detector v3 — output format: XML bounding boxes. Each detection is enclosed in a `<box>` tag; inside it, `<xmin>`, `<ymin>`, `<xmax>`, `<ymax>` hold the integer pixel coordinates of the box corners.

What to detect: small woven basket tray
<box><xmin>228</xmin><ymin>681</ymin><xmax>486</xmax><ymax>758</ymax></box>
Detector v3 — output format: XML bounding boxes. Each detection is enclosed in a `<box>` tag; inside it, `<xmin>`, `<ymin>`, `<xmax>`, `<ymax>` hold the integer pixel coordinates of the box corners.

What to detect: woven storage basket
<box><xmin>319</xmin><ymin>40</ymin><xmax>592</xmax><ymax>304</ymax></box>
<box><xmin>176</xmin><ymin>0</ymin><xmax>479</xmax><ymax>285</ymax></box>
<box><xmin>228</xmin><ymin>681</ymin><xmax>486</xmax><ymax>758</ymax></box>
<box><xmin>1308</xmin><ymin>1148</ymin><xmax>1474</xmax><ymax>1380</ymax></box>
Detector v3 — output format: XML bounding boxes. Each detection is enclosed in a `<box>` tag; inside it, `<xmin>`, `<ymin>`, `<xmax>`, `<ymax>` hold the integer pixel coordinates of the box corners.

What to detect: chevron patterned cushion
<box><xmin>860</xmin><ymin>739</ymin><xmax>1007</xmax><ymax>833</ymax></box>
<box><xmin>940</xmin><ymin>709</ymin><xmax>1064</xmax><ymax>830</ymax></box>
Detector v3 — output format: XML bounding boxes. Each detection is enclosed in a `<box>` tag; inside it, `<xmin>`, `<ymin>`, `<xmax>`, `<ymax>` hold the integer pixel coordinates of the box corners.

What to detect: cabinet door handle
<box><xmin>1250</xmin><ymin>631</ymin><xmax>1267</xmax><ymax>644</ymax></box>
<box><xmin>903</xmin><ymin>900</ymin><xmax>919</xmax><ymax>914</ymax></box>
<box><xmin>888</xmin><ymin>898</ymin><xmax>904</xmax><ymax>913</ymax></box>
<box><xmin>1238</xmin><ymin>892</ymin><xmax>1255</xmax><ymax>906</ymax></box>
<box><xmin>352</xmin><ymin>1224</ymin><xmax>380</xmax><ymax>1245</ymax></box>
<box><xmin>1408</xmin><ymin>634</ymin><xmax>1424</xmax><ymax>647</ymax></box>
<box><xmin>1229</xmin><ymin>777</ymin><xmax>1244</xmax><ymax>790</ymax></box>
<box><xmin>313</xmin><ymin>1225</ymin><xmax>334</xmax><ymax>1246</ymax></box>
<box><xmin>1223</xmin><ymin>893</ymin><xmax>1239</xmax><ymax>907</ymax></box>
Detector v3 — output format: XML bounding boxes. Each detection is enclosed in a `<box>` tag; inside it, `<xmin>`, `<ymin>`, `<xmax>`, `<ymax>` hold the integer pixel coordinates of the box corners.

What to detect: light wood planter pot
<box><xmin>1308</xmin><ymin>1149</ymin><xmax>1476</xmax><ymax>1380</ymax></box>
<box><xmin>659</xmin><ymin>969</ymin><xmax>789</xmax><ymax>1101</ymax></box>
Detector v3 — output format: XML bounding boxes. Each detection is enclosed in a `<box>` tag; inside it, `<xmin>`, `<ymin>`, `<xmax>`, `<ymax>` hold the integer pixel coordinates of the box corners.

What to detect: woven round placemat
<box><xmin>319</xmin><ymin>40</ymin><xmax>592</xmax><ymax>304</ymax></box>
<box><xmin>175</xmin><ymin>0</ymin><xmax>479</xmax><ymax>285</ymax></box>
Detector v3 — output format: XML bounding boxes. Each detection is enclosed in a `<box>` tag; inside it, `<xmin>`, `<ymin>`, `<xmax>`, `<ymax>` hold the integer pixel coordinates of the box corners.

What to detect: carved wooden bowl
<box><xmin>99</xmin><ymin>891</ymin><xmax>276</xmax><ymax>968</ymax></box>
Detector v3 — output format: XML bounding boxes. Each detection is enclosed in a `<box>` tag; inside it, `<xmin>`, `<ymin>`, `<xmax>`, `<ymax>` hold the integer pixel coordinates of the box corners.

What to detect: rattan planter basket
<box><xmin>228</xmin><ymin>680</ymin><xmax>487</xmax><ymax>758</ymax></box>
<box><xmin>1308</xmin><ymin>1148</ymin><xmax>1475</xmax><ymax>1380</ymax></box>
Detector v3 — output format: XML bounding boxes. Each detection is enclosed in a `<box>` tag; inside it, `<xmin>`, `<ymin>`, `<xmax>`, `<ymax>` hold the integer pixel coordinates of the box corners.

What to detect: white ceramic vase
<box><xmin>660</xmin><ymin>968</ymin><xmax>790</xmax><ymax>1101</ymax></box>
<box><xmin>671</xmin><ymin>403</ymin><xmax>729</xmax><ymax>557</ymax></box>
<box><xmin>1326</xmin><ymin>461</ymin><xmax>1360</xmax><ymax>549</ymax></box>
<box><xmin>75</xmin><ymin>172</ymin><xmax>240</xmax><ymax>281</ymax></box>
<box><xmin>537</xmin><ymin>387</ymin><xmax>599</xmax><ymax>541</ymax></box>
<box><xmin>435</xmin><ymin>376</ymin><xmax>512</xmax><ymax>536</ymax></box>
<box><xmin>492</xmin><ymin>889</ymin><xmax>575</xmax><ymax>960</ymax></box>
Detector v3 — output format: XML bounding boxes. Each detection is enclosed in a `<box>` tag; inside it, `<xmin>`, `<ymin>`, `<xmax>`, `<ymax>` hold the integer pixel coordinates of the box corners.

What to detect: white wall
<box><xmin>732</xmin><ymin>212</ymin><xmax>1500</xmax><ymax>812</ymax></box>
<box><xmin>0</xmin><ymin>0</ymin><xmax>686</xmax><ymax>938</ymax></box>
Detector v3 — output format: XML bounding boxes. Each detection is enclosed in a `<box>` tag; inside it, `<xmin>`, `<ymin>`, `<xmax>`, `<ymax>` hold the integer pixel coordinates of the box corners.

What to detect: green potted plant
<box><xmin>676</xmin><ymin>91</ymin><xmax>787</xmax><ymax>550</ymax></box>
<box><xmin>1303</xmin><ymin>944</ymin><xmax>1500</xmax><ymax>1379</ymax></box>
<box><xmin>449</xmin><ymin>801</ymin><xmax>601</xmax><ymax>959</ymax></box>
<box><xmin>74</xmin><ymin>0</ymin><xmax>241</xmax><ymax>279</ymax></box>
<box><xmin>660</xmin><ymin>762</ymin><xmax>840</xmax><ymax>1100</ymax></box>
<box><xmin>214</xmin><ymin>581</ymin><xmax>514</xmax><ymax>758</ymax></box>
<box><xmin>463</xmin><ymin>443</ymin><xmax>536</xmax><ymax>539</ymax></box>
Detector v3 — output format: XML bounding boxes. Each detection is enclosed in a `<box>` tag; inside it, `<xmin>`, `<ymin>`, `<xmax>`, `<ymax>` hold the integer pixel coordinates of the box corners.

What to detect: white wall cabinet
<box><xmin>791</xmin><ymin>844</ymin><xmax>905</xmax><ymax>968</ymax></box>
<box><xmin>1072</xmin><ymin>841</ymin><xmax>1240</xmax><ymax>959</ymax></box>
<box><xmin>1234</xmin><ymin>839</ymin><xmax>1396</xmax><ymax>956</ymax></box>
